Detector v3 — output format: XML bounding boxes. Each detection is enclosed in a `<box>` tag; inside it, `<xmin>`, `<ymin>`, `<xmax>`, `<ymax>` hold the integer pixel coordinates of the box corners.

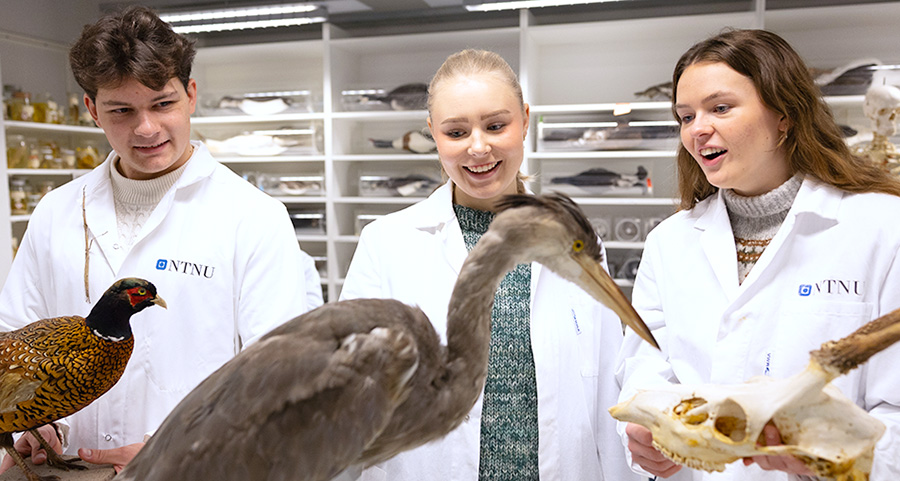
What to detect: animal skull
<box><xmin>863</xmin><ymin>85</ymin><xmax>900</xmax><ymax>137</ymax></box>
<box><xmin>610</xmin><ymin>364</ymin><xmax>883</xmax><ymax>479</ymax></box>
<box><xmin>611</xmin><ymin>307</ymin><xmax>900</xmax><ymax>480</ymax></box>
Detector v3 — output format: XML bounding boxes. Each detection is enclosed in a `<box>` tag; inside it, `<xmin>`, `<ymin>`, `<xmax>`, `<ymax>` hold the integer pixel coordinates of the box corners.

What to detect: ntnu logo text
<box><xmin>156</xmin><ymin>259</ymin><xmax>215</xmax><ymax>279</ymax></box>
<box><xmin>798</xmin><ymin>279</ymin><xmax>862</xmax><ymax>297</ymax></box>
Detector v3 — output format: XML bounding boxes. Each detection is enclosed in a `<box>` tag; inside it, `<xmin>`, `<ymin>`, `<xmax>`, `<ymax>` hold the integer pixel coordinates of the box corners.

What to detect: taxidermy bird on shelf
<box><xmin>369</xmin><ymin>129</ymin><xmax>436</xmax><ymax>154</ymax></box>
<box><xmin>0</xmin><ymin>278</ymin><xmax>165</xmax><ymax>481</ymax></box>
<box><xmin>362</xmin><ymin>83</ymin><xmax>428</xmax><ymax>111</ymax></box>
<box><xmin>118</xmin><ymin>193</ymin><xmax>658</xmax><ymax>481</ymax></box>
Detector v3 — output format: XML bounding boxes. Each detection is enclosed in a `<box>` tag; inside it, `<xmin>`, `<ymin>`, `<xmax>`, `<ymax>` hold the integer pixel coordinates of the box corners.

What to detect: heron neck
<box><xmin>444</xmin><ymin>226</ymin><xmax>521</xmax><ymax>401</ymax></box>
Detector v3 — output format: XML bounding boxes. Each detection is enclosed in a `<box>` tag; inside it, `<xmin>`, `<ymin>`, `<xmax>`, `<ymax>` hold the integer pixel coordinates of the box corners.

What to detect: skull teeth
<box><xmin>652</xmin><ymin>440</ymin><xmax>727</xmax><ymax>473</ymax></box>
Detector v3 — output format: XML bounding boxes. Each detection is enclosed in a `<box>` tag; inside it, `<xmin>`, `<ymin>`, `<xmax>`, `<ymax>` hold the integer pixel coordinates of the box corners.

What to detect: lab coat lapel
<box><xmin>82</xmin><ymin>159</ymin><xmax>122</xmax><ymax>274</ymax></box>
<box><xmin>695</xmin><ymin>192</ymin><xmax>740</xmax><ymax>301</ymax></box>
<box><xmin>441</xmin><ymin>215</ymin><xmax>468</xmax><ymax>276</ymax></box>
<box><xmin>131</xmin><ymin>142</ymin><xmax>214</xmax><ymax>248</ymax></box>
<box><xmin>735</xmin><ymin>177</ymin><xmax>840</xmax><ymax>296</ymax></box>
<box><xmin>410</xmin><ymin>182</ymin><xmax>468</xmax><ymax>275</ymax></box>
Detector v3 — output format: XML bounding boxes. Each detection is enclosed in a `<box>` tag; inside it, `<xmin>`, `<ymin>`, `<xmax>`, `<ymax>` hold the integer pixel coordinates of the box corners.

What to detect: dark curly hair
<box><xmin>69</xmin><ymin>5</ymin><xmax>196</xmax><ymax>101</ymax></box>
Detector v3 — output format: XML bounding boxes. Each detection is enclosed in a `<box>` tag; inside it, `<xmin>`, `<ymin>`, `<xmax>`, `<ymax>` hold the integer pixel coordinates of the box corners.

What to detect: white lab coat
<box><xmin>616</xmin><ymin>176</ymin><xmax>900</xmax><ymax>480</ymax></box>
<box><xmin>0</xmin><ymin>141</ymin><xmax>320</xmax><ymax>454</ymax></box>
<box><xmin>340</xmin><ymin>182</ymin><xmax>640</xmax><ymax>481</ymax></box>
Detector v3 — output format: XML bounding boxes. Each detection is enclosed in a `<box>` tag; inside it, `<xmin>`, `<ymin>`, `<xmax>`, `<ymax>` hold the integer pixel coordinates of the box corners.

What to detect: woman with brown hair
<box><xmin>616</xmin><ymin>29</ymin><xmax>900</xmax><ymax>480</ymax></box>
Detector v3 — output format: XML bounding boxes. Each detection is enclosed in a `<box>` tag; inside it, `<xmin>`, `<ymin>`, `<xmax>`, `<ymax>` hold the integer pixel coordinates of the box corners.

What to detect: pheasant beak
<box><xmin>574</xmin><ymin>256</ymin><xmax>659</xmax><ymax>350</ymax></box>
<box><xmin>152</xmin><ymin>296</ymin><xmax>168</xmax><ymax>309</ymax></box>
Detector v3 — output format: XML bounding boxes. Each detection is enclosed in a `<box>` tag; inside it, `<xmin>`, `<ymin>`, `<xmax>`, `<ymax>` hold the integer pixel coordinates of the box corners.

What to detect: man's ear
<box><xmin>84</xmin><ymin>94</ymin><xmax>101</xmax><ymax>128</ymax></box>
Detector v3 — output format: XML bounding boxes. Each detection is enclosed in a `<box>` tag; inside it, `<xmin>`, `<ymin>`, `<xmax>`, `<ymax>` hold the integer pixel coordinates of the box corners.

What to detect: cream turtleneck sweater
<box><xmin>110</xmin><ymin>158</ymin><xmax>189</xmax><ymax>250</ymax></box>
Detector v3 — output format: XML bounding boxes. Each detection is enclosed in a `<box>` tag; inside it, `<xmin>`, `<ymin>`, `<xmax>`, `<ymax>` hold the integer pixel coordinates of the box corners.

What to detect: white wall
<box><xmin>0</xmin><ymin>0</ymin><xmax>103</xmax><ymax>103</ymax></box>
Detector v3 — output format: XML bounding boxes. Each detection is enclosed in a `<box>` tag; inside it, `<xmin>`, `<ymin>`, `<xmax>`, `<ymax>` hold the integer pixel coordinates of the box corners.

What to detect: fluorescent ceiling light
<box><xmin>159</xmin><ymin>4</ymin><xmax>318</xmax><ymax>23</ymax></box>
<box><xmin>160</xmin><ymin>3</ymin><xmax>326</xmax><ymax>34</ymax></box>
<box><xmin>466</xmin><ymin>0</ymin><xmax>626</xmax><ymax>12</ymax></box>
<box><xmin>170</xmin><ymin>17</ymin><xmax>326</xmax><ymax>34</ymax></box>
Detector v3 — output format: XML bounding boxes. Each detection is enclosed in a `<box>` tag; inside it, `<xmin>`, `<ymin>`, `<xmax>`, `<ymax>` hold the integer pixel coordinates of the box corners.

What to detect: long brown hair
<box><xmin>672</xmin><ymin>29</ymin><xmax>900</xmax><ymax>209</ymax></box>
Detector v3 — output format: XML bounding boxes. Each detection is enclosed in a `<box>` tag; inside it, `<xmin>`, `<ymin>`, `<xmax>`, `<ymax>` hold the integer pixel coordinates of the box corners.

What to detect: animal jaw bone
<box><xmin>610</xmin><ymin>307</ymin><xmax>900</xmax><ymax>480</ymax></box>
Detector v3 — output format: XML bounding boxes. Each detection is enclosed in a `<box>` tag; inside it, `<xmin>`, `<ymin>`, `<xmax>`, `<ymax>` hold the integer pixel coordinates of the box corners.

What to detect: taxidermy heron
<box><xmin>117</xmin><ymin>193</ymin><xmax>658</xmax><ymax>481</ymax></box>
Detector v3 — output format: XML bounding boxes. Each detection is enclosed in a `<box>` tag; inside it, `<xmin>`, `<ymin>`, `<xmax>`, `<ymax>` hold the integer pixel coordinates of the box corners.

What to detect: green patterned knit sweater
<box><xmin>454</xmin><ymin>204</ymin><xmax>539</xmax><ymax>481</ymax></box>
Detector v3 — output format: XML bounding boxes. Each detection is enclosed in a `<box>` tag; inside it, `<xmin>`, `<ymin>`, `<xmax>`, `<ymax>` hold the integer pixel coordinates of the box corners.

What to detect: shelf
<box><xmin>332</xmin><ymin>154</ymin><xmax>438</xmax><ymax>162</ymax></box>
<box><xmin>824</xmin><ymin>95</ymin><xmax>866</xmax><ymax>106</ymax></box>
<box><xmin>9</xmin><ymin>215</ymin><xmax>30</xmax><ymax>223</ymax></box>
<box><xmin>272</xmin><ymin>196</ymin><xmax>327</xmax><ymax>204</ymax></box>
<box><xmin>568</xmin><ymin>197</ymin><xmax>678</xmax><ymax>207</ymax></box>
<box><xmin>331</xmin><ymin>110</ymin><xmax>429</xmax><ymax>121</ymax></box>
<box><xmin>7</xmin><ymin>168</ymin><xmax>92</xmax><ymax>176</ymax></box>
<box><xmin>614</xmin><ymin>279</ymin><xmax>635</xmax><ymax>288</ymax></box>
<box><xmin>334</xmin><ymin>197</ymin><xmax>424</xmax><ymax>205</ymax></box>
<box><xmin>214</xmin><ymin>155</ymin><xmax>326</xmax><ymax>163</ymax></box>
<box><xmin>529</xmin><ymin>150</ymin><xmax>676</xmax><ymax>159</ymax></box>
<box><xmin>191</xmin><ymin>113</ymin><xmax>325</xmax><ymax>125</ymax></box>
<box><xmin>296</xmin><ymin>234</ymin><xmax>328</xmax><ymax>243</ymax></box>
<box><xmin>531</xmin><ymin>101</ymin><xmax>672</xmax><ymax>114</ymax></box>
<box><xmin>605</xmin><ymin>241</ymin><xmax>645</xmax><ymax>250</ymax></box>
<box><xmin>4</xmin><ymin>121</ymin><xmax>104</xmax><ymax>134</ymax></box>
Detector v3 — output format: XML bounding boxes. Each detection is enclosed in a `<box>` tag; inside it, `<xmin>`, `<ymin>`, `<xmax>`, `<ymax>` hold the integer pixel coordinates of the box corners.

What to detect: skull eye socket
<box><xmin>711</xmin><ymin>399</ymin><xmax>748</xmax><ymax>443</ymax></box>
<box><xmin>673</xmin><ymin>397</ymin><xmax>749</xmax><ymax>443</ymax></box>
<box><xmin>674</xmin><ymin>397</ymin><xmax>709</xmax><ymax>425</ymax></box>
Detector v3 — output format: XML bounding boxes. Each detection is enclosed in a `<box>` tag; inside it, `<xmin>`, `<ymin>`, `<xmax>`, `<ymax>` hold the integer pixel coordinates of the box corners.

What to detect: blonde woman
<box><xmin>341</xmin><ymin>49</ymin><xmax>638</xmax><ymax>481</ymax></box>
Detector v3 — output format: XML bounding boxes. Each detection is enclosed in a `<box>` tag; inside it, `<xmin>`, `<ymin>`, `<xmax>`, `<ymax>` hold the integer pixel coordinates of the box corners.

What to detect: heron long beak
<box><xmin>152</xmin><ymin>296</ymin><xmax>168</xmax><ymax>309</ymax></box>
<box><xmin>574</xmin><ymin>256</ymin><xmax>659</xmax><ymax>350</ymax></box>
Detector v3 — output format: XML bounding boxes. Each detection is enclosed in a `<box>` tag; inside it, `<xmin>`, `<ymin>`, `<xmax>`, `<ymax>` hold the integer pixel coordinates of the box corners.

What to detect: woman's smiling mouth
<box><xmin>700</xmin><ymin>147</ymin><xmax>726</xmax><ymax>161</ymax></box>
<box><xmin>464</xmin><ymin>161</ymin><xmax>500</xmax><ymax>174</ymax></box>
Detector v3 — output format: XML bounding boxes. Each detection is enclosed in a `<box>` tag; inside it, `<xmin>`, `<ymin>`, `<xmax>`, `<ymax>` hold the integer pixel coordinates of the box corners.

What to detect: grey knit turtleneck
<box><xmin>722</xmin><ymin>174</ymin><xmax>803</xmax><ymax>283</ymax></box>
<box><xmin>110</xmin><ymin>157</ymin><xmax>190</xmax><ymax>250</ymax></box>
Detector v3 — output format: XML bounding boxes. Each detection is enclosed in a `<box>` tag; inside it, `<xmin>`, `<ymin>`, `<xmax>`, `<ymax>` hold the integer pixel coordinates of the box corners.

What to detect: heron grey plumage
<box><xmin>116</xmin><ymin>193</ymin><xmax>658</xmax><ymax>481</ymax></box>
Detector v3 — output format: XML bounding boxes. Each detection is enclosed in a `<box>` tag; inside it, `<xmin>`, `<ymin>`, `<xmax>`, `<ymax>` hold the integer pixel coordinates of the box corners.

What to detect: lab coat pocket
<box><xmin>768</xmin><ymin>300</ymin><xmax>873</xmax><ymax>377</ymax></box>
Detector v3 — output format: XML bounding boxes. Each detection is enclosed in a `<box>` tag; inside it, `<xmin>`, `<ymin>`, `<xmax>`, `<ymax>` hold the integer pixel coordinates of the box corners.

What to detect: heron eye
<box><xmin>572</xmin><ymin>240</ymin><xmax>585</xmax><ymax>252</ymax></box>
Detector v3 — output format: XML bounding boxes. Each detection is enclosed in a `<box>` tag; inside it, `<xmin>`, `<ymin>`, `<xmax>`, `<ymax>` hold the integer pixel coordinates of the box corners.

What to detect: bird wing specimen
<box><xmin>127</xmin><ymin>300</ymin><xmax>424</xmax><ymax>481</ymax></box>
<box><xmin>119</xmin><ymin>193</ymin><xmax>657</xmax><ymax>481</ymax></box>
<box><xmin>609</xmin><ymin>306</ymin><xmax>900</xmax><ymax>480</ymax></box>
<box><xmin>0</xmin><ymin>278</ymin><xmax>165</xmax><ymax>481</ymax></box>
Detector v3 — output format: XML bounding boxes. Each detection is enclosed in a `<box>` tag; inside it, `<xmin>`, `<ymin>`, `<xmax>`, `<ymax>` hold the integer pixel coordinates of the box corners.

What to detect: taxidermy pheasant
<box><xmin>0</xmin><ymin>277</ymin><xmax>165</xmax><ymax>481</ymax></box>
<box><xmin>118</xmin><ymin>193</ymin><xmax>657</xmax><ymax>481</ymax></box>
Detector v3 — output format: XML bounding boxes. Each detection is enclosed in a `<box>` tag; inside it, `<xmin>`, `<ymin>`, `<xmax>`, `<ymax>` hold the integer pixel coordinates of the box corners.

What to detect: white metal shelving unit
<box><xmin>3</xmin><ymin>1</ymin><xmax>899</xmax><ymax>299</ymax></box>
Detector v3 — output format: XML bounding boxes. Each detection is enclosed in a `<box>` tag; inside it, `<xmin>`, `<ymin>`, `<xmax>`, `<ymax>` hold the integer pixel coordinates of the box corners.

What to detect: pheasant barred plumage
<box><xmin>0</xmin><ymin>278</ymin><xmax>165</xmax><ymax>481</ymax></box>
